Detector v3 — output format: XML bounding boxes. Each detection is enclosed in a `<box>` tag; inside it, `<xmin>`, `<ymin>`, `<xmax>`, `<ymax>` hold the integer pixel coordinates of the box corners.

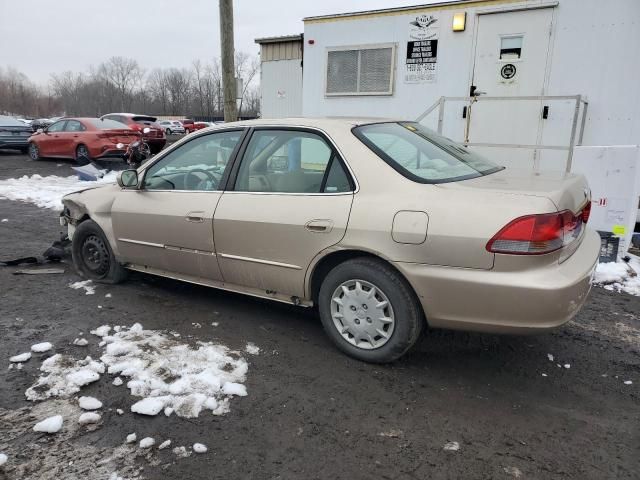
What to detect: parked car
<box><xmin>0</xmin><ymin>115</ymin><xmax>33</xmax><ymax>153</ymax></box>
<box><xmin>100</xmin><ymin>113</ymin><xmax>166</xmax><ymax>154</ymax></box>
<box><xmin>27</xmin><ymin>117</ymin><xmax>141</xmax><ymax>164</ymax></box>
<box><xmin>30</xmin><ymin>118</ymin><xmax>54</xmax><ymax>132</ymax></box>
<box><xmin>193</xmin><ymin>121</ymin><xmax>211</xmax><ymax>131</ymax></box>
<box><xmin>61</xmin><ymin>118</ymin><xmax>600</xmax><ymax>363</ymax></box>
<box><xmin>157</xmin><ymin>120</ymin><xmax>185</xmax><ymax>135</ymax></box>
<box><xmin>180</xmin><ymin>119</ymin><xmax>196</xmax><ymax>134</ymax></box>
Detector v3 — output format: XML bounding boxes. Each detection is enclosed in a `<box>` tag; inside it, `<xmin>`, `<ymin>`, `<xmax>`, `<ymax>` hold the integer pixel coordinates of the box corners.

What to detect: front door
<box><xmin>469</xmin><ymin>7</ymin><xmax>554</xmax><ymax>168</ymax></box>
<box><xmin>40</xmin><ymin>120</ymin><xmax>67</xmax><ymax>156</ymax></box>
<box><xmin>213</xmin><ymin>128</ymin><xmax>355</xmax><ymax>298</ymax></box>
<box><xmin>111</xmin><ymin>129</ymin><xmax>244</xmax><ymax>280</ymax></box>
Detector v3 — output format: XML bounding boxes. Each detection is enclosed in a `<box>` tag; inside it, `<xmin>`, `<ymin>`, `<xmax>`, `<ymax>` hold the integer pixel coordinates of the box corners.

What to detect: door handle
<box><xmin>186</xmin><ymin>211</ymin><xmax>205</xmax><ymax>223</ymax></box>
<box><xmin>305</xmin><ymin>220</ymin><xmax>333</xmax><ymax>233</ymax></box>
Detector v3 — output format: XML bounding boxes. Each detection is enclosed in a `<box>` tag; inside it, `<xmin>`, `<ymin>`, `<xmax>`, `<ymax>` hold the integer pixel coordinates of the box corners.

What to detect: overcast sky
<box><xmin>0</xmin><ymin>0</ymin><xmax>431</xmax><ymax>85</ymax></box>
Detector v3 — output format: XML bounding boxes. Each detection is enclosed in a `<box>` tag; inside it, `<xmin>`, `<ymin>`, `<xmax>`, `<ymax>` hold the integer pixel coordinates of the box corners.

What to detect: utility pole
<box><xmin>219</xmin><ymin>0</ymin><xmax>237</xmax><ymax>122</ymax></box>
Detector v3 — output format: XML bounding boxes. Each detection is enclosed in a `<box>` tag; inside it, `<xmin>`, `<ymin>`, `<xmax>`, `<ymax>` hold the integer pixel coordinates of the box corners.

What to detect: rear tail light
<box><xmin>487</xmin><ymin>204</ymin><xmax>591</xmax><ymax>255</ymax></box>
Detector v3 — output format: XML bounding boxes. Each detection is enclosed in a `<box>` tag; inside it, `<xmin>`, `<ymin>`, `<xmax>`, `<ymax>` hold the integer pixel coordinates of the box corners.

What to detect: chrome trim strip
<box><xmin>218</xmin><ymin>253</ymin><xmax>302</xmax><ymax>270</ymax></box>
<box><xmin>118</xmin><ymin>238</ymin><xmax>165</xmax><ymax>248</ymax></box>
<box><xmin>165</xmin><ymin>245</ymin><xmax>215</xmax><ymax>255</ymax></box>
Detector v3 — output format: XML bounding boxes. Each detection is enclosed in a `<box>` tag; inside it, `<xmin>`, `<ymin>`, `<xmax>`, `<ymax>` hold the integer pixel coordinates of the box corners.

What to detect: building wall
<box><xmin>260</xmin><ymin>59</ymin><xmax>303</xmax><ymax>118</ymax></box>
<box><xmin>302</xmin><ymin>0</ymin><xmax>640</xmax><ymax>151</ymax></box>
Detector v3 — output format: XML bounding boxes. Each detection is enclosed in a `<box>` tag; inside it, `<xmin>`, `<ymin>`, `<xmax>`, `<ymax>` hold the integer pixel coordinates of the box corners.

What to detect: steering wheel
<box><xmin>184</xmin><ymin>169</ymin><xmax>220</xmax><ymax>191</ymax></box>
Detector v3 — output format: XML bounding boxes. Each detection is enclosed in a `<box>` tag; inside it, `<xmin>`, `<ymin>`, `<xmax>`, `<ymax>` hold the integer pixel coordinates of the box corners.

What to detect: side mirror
<box><xmin>117</xmin><ymin>169</ymin><xmax>139</xmax><ymax>188</ymax></box>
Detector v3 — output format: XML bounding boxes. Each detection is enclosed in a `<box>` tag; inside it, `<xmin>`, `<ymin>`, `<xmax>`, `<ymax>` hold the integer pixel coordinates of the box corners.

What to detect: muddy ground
<box><xmin>0</xmin><ymin>151</ymin><xmax>638</xmax><ymax>479</ymax></box>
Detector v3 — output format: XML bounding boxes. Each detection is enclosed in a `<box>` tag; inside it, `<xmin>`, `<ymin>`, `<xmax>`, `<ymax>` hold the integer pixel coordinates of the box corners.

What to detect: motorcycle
<box><xmin>121</xmin><ymin>127</ymin><xmax>151</xmax><ymax>168</ymax></box>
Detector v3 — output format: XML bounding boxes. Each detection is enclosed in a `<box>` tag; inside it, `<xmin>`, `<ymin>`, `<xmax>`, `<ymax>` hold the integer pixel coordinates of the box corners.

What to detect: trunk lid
<box><xmin>442</xmin><ymin>168</ymin><xmax>591</xmax><ymax>214</ymax></box>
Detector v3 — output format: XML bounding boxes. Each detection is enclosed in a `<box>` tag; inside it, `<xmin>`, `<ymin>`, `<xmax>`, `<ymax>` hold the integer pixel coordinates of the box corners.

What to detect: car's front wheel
<box><xmin>75</xmin><ymin>144</ymin><xmax>91</xmax><ymax>165</ymax></box>
<box><xmin>71</xmin><ymin>219</ymin><xmax>128</xmax><ymax>284</ymax></box>
<box><xmin>318</xmin><ymin>257</ymin><xmax>424</xmax><ymax>363</ymax></box>
<box><xmin>28</xmin><ymin>142</ymin><xmax>40</xmax><ymax>161</ymax></box>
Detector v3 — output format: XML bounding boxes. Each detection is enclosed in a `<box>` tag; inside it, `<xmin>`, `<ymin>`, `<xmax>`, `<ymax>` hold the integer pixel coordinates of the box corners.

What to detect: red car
<box><xmin>101</xmin><ymin>113</ymin><xmax>166</xmax><ymax>153</ymax></box>
<box><xmin>180</xmin><ymin>119</ymin><xmax>196</xmax><ymax>134</ymax></box>
<box><xmin>193</xmin><ymin>121</ymin><xmax>210</xmax><ymax>131</ymax></box>
<box><xmin>27</xmin><ymin>117</ymin><xmax>141</xmax><ymax>164</ymax></box>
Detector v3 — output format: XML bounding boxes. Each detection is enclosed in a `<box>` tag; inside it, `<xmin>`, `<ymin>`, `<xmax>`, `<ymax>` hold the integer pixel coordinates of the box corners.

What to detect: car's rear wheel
<box><xmin>318</xmin><ymin>257</ymin><xmax>424</xmax><ymax>363</ymax></box>
<box><xmin>165</xmin><ymin>128</ymin><xmax>172</xmax><ymax>134</ymax></box>
<box><xmin>28</xmin><ymin>142</ymin><xmax>40</xmax><ymax>161</ymax></box>
<box><xmin>75</xmin><ymin>144</ymin><xmax>91</xmax><ymax>166</ymax></box>
<box><xmin>71</xmin><ymin>220</ymin><xmax>128</xmax><ymax>284</ymax></box>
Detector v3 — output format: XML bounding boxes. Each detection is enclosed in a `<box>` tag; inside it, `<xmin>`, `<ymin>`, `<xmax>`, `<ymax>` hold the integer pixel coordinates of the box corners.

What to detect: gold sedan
<box><xmin>61</xmin><ymin>118</ymin><xmax>600</xmax><ymax>363</ymax></box>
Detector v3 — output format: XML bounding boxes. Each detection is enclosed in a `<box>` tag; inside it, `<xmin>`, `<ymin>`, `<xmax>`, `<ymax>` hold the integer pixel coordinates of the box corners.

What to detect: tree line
<box><xmin>0</xmin><ymin>53</ymin><xmax>260</xmax><ymax>119</ymax></box>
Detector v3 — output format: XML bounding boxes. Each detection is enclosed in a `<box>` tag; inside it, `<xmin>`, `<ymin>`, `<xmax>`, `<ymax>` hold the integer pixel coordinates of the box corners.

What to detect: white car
<box><xmin>157</xmin><ymin>120</ymin><xmax>185</xmax><ymax>135</ymax></box>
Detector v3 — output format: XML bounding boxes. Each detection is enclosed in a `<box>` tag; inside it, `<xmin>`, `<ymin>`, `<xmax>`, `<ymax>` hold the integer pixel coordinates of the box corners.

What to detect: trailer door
<box><xmin>469</xmin><ymin>7</ymin><xmax>554</xmax><ymax>168</ymax></box>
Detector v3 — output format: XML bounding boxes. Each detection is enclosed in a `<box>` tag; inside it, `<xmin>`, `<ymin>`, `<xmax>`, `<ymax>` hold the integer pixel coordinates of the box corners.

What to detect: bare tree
<box><xmin>99</xmin><ymin>57</ymin><xmax>143</xmax><ymax>111</ymax></box>
<box><xmin>235</xmin><ymin>52</ymin><xmax>260</xmax><ymax>117</ymax></box>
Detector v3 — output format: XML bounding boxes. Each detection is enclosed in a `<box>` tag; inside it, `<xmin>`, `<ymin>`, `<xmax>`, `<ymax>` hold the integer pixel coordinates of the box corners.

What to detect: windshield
<box><xmin>0</xmin><ymin>116</ymin><xmax>27</xmax><ymax>127</ymax></box>
<box><xmin>353</xmin><ymin>122</ymin><xmax>503</xmax><ymax>183</ymax></box>
<box><xmin>88</xmin><ymin>118</ymin><xmax>130</xmax><ymax>130</ymax></box>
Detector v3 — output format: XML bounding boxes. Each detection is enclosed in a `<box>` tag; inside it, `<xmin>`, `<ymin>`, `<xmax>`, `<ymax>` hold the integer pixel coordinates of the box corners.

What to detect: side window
<box><xmin>48</xmin><ymin>121</ymin><xmax>66</xmax><ymax>132</ymax></box>
<box><xmin>64</xmin><ymin>120</ymin><xmax>85</xmax><ymax>132</ymax></box>
<box><xmin>234</xmin><ymin>130</ymin><xmax>352</xmax><ymax>194</ymax></box>
<box><xmin>143</xmin><ymin>130</ymin><xmax>243</xmax><ymax>191</ymax></box>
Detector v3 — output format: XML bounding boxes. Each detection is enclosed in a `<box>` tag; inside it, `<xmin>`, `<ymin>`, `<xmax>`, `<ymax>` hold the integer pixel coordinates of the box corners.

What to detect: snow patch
<box><xmin>73</xmin><ymin>338</ymin><xmax>89</xmax><ymax>346</ymax></box>
<box><xmin>158</xmin><ymin>440</ymin><xmax>171</xmax><ymax>450</ymax></box>
<box><xmin>173</xmin><ymin>446</ymin><xmax>191</xmax><ymax>458</ymax></box>
<box><xmin>78</xmin><ymin>412</ymin><xmax>101</xmax><ymax>425</ymax></box>
<box><xmin>112</xmin><ymin>376</ymin><xmax>123</xmax><ymax>386</ymax></box>
<box><xmin>91</xmin><ymin>325</ymin><xmax>111</xmax><ymax>337</ymax></box>
<box><xmin>31</xmin><ymin>342</ymin><xmax>53</xmax><ymax>353</ymax></box>
<box><xmin>25</xmin><ymin>355</ymin><xmax>104</xmax><ymax>401</ymax></box>
<box><xmin>70</xmin><ymin>280</ymin><xmax>95</xmax><ymax>295</ymax></box>
<box><xmin>245</xmin><ymin>343</ymin><xmax>260</xmax><ymax>355</ymax></box>
<box><xmin>10</xmin><ymin>352</ymin><xmax>31</xmax><ymax>363</ymax></box>
<box><xmin>0</xmin><ymin>453</ymin><xmax>7</xmax><ymax>466</ymax></box>
<box><xmin>0</xmin><ymin>172</ymin><xmax>117</xmax><ymax>209</ymax></box>
<box><xmin>443</xmin><ymin>441</ymin><xmax>460</xmax><ymax>451</ymax></box>
<box><xmin>593</xmin><ymin>255</ymin><xmax>640</xmax><ymax>296</ymax></box>
<box><xmin>139</xmin><ymin>437</ymin><xmax>155</xmax><ymax>449</ymax></box>
<box><xmin>78</xmin><ymin>396</ymin><xmax>102</xmax><ymax>410</ymax></box>
<box><xmin>126</xmin><ymin>433</ymin><xmax>137</xmax><ymax>444</ymax></box>
<box><xmin>624</xmin><ymin>380</ymin><xmax>633</xmax><ymax>385</ymax></box>
<box><xmin>33</xmin><ymin>415</ymin><xmax>63</xmax><ymax>433</ymax></box>
<box><xmin>100</xmin><ymin>323</ymin><xmax>248</xmax><ymax>418</ymax></box>
<box><xmin>193</xmin><ymin>443</ymin><xmax>208</xmax><ymax>453</ymax></box>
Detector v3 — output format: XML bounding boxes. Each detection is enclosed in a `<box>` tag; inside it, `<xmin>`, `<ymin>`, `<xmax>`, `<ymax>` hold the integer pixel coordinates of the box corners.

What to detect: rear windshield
<box><xmin>353</xmin><ymin>122</ymin><xmax>503</xmax><ymax>184</ymax></box>
<box><xmin>132</xmin><ymin>115</ymin><xmax>157</xmax><ymax>123</ymax></box>
<box><xmin>0</xmin><ymin>116</ymin><xmax>27</xmax><ymax>127</ymax></box>
<box><xmin>88</xmin><ymin>118</ymin><xmax>130</xmax><ymax>130</ymax></box>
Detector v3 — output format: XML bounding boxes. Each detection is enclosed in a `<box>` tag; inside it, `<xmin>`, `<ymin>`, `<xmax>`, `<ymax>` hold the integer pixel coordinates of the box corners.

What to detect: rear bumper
<box><xmin>395</xmin><ymin>228</ymin><xmax>601</xmax><ymax>334</ymax></box>
<box><xmin>0</xmin><ymin>139</ymin><xmax>29</xmax><ymax>149</ymax></box>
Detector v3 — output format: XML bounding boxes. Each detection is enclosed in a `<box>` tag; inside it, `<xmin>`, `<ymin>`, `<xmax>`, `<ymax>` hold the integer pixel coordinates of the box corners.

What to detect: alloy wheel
<box><xmin>28</xmin><ymin>143</ymin><xmax>39</xmax><ymax>160</ymax></box>
<box><xmin>330</xmin><ymin>279</ymin><xmax>395</xmax><ymax>350</ymax></box>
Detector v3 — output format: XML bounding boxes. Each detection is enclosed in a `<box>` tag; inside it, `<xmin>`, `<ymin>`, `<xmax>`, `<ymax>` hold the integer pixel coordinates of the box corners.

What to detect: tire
<box><xmin>166</xmin><ymin>128</ymin><xmax>172</xmax><ymax>135</ymax></box>
<box><xmin>318</xmin><ymin>257</ymin><xmax>424</xmax><ymax>363</ymax></box>
<box><xmin>28</xmin><ymin>142</ymin><xmax>40</xmax><ymax>161</ymax></box>
<box><xmin>75</xmin><ymin>144</ymin><xmax>91</xmax><ymax>166</ymax></box>
<box><xmin>71</xmin><ymin>219</ymin><xmax>128</xmax><ymax>284</ymax></box>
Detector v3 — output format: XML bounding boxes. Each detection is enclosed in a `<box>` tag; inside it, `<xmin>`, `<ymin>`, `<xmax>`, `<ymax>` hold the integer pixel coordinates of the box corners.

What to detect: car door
<box><xmin>40</xmin><ymin>120</ymin><xmax>66</xmax><ymax>156</ymax></box>
<box><xmin>213</xmin><ymin>127</ymin><xmax>355</xmax><ymax>298</ymax></box>
<box><xmin>61</xmin><ymin>119</ymin><xmax>85</xmax><ymax>157</ymax></box>
<box><xmin>111</xmin><ymin>129</ymin><xmax>245</xmax><ymax>280</ymax></box>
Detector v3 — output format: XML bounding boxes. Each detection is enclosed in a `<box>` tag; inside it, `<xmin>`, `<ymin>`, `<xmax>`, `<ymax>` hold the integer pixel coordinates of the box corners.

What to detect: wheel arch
<box><xmin>307</xmin><ymin>248</ymin><xmax>421</xmax><ymax>308</ymax></box>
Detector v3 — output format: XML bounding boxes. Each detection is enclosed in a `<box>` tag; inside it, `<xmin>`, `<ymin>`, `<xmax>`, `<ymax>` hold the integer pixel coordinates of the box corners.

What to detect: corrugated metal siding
<box><xmin>261</xmin><ymin>41</ymin><xmax>303</xmax><ymax>61</ymax></box>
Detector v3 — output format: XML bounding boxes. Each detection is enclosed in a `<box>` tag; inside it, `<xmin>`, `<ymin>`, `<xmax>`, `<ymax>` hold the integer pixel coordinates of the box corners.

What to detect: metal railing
<box><xmin>416</xmin><ymin>95</ymin><xmax>589</xmax><ymax>172</ymax></box>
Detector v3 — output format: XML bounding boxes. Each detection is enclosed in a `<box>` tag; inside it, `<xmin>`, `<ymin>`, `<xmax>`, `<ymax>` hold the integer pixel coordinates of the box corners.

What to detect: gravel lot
<box><xmin>0</xmin><ymin>149</ymin><xmax>638</xmax><ymax>479</ymax></box>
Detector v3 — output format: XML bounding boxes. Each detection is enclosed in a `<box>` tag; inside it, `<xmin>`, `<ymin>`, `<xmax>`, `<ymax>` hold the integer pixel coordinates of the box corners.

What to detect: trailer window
<box><xmin>326</xmin><ymin>44</ymin><xmax>395</xmax><ymax>96</ymax></box>
<box><xmin>353</xmin><ymin>122</ymin><xmax>504</xmax><ymax>184</ymax></box>
<box><xmin>500</xmin><ymin>36</ymin><xmax>523</xmax><ymax>59</ymax></box>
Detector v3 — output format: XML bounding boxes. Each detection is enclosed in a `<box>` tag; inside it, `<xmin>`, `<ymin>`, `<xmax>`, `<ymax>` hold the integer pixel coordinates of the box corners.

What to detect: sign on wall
<box><xmin>405</xmin><ymin>14</ymin><xmax>439</xmax><ymax>84</ymax></box>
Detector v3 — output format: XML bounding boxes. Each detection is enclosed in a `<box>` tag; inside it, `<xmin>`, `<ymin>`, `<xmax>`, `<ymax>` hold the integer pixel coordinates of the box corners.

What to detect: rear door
<box><xmin>111</xmin><ymin>129</ymin><xmax>245</xmax><ymax>280</ymax></box>
<box><xmin>61</xmin><ymin>119</ymin><xmax>85</xmax><ymax>156</ymax></box>
<box><xmin>213</xmin><ymin>128</ymin><xmax>355</xmax><ymax>298</ymax></box>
